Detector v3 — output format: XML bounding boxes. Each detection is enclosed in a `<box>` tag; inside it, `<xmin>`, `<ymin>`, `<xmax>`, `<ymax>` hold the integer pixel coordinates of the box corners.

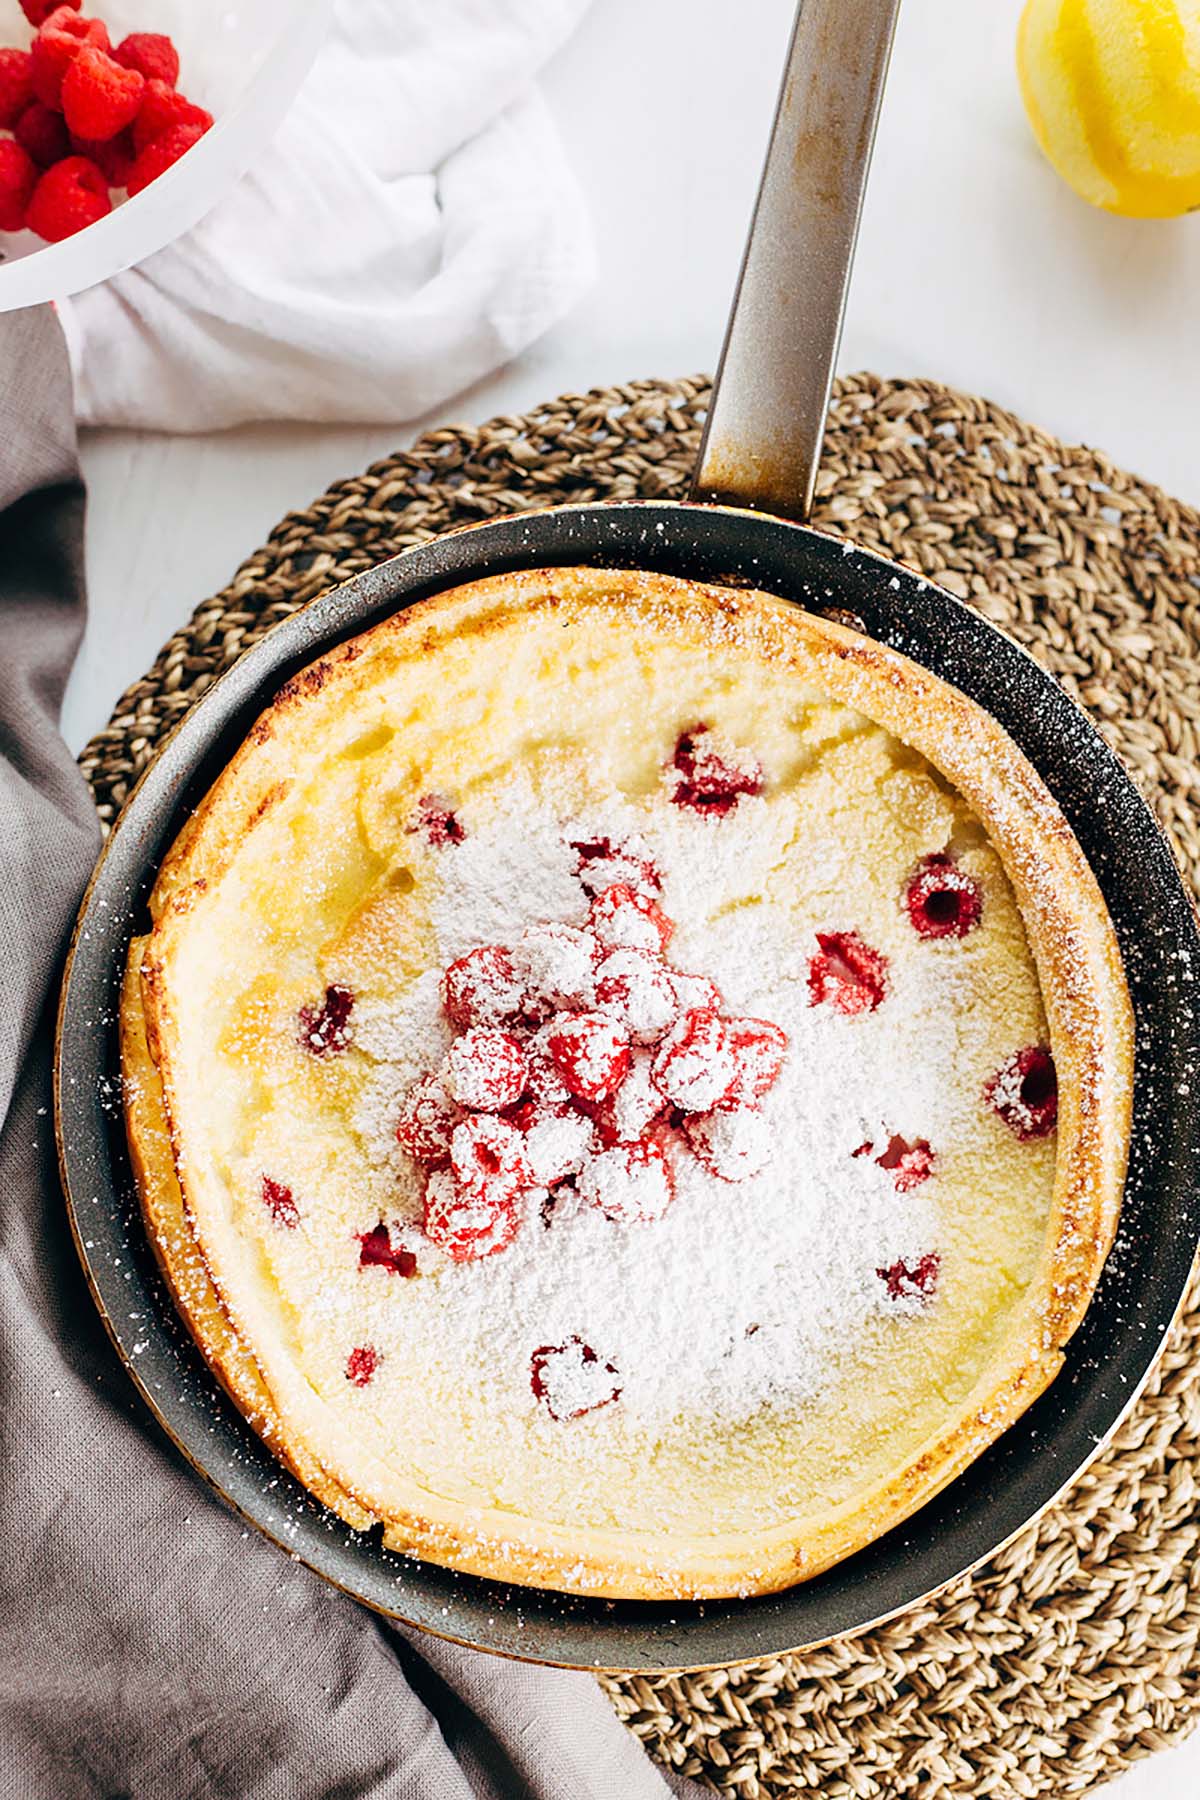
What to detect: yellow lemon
<box><xmin>1017</xmin><ymin>0</ymin><xmax>1200</xmax><ymax>216</ymax></box>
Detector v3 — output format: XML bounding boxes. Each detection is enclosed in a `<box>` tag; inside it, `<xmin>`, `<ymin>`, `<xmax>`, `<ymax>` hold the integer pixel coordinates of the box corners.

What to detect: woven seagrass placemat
<box><xmin>81</xmin><ymin>374</ymin><xmax>1200</xmax><ymax>1798</ymax></box>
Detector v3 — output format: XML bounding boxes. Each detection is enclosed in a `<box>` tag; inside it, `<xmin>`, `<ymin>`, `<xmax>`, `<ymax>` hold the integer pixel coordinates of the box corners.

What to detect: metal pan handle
<box><xmin>692</xmin><ymin>0</ymin><xmax>902</xmax><ymax>520</ymax></box>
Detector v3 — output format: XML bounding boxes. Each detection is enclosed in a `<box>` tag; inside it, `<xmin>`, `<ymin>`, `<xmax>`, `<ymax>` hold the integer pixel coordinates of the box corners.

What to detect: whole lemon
<box><xmin>1017</xmin><ymin>0</ymin><xmax>1200</xmax><ymax>216</ymax></box>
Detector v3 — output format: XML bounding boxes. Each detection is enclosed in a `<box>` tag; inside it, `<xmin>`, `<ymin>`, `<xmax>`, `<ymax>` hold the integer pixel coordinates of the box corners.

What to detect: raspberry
<box><xmin>685</xmin><ymin>1106</ymin><xmax>772</xmax><ymax>1183</ymax></box>
<box><xmin>449</xmin><ymin>1114</ymin><xmax>531</xmax><ymax>1199</ymax></box>
<box><xmin>670</xmin><ymin>969</ymin><xmax>723</xmax><ymax>1014</ymax></box>
<box><xmin>132</xmin><ymin>77</ymin><xmax>212</xmax><ymax>153</ymax></box>
<box><xmin>357</xmin><ymin>1222</ymin><xmax>417</xmax><ymax>1277</ymax></box>
<box><xmin>26</xmin><ymin>153</ymin><xmax>109</xmax><ymax>241</ymax></box>
<box><xmin>441</xmin><ymin>944</ymin><xmax>525</xmax><ymax>1030</ymax></box>
<box><xmin>568</xmin><ymin>834</ymin><xmax>661</xmax><ymax>898</ymax></box>
<box><xmin>594</xmin><ymin>947</ymin><xmax>678</xmax><ymax>1044</ymax></box>
<box><xmin>0</xmin><ymin>49</ymin><xmax>34</xmax><ymax>129</ymax></box>
<box><xmin>905</xmin><ymin>854</ymin><xmax>983</xmax><ymax>940</ymax></box>
<box><xmin>518</xmin><ymin>1107</ymin><xmax>593</xmax><ymax>1187</ymax></box>
<box><xmin>114</xmin><ymin>31</ymin><xmax>179</xmax><ymax>88</ymax></box>
<box><xmin>61</xmin><ymin>45</ymin><xmax>144</xmax><ymax>141</ymax></box>
<box><xmin>985</xmin><ymin>1045</ymin><xmax>1058</xmax><ymax>1140</ymax></box>
<box><xmin>297</xmin><ymin>982</ymin><xmax>354</xmax><ymax>1056</ymax></box>
<box><xmin>544</xmin><ymin>1012</ymin><xmax>631</xmax><ymax>1105</ymax></box>
<box><xmin>72</xmin><ymin>126</ymin><xmax>134</xmax><ymax>187</ymax></box>
<box><xmin>651</xmin><ymin>1007</ymin><xmax>736</xmax><ymax>1113</ymax></box>
<box><xmin>875</xmin><ymin>1134</ymin><xmax>935</xmax><ymax>1192</ymax></box>
<box><xmin>261</xmin><ymin>1174</ymin><xmax>298</xmax><ymax>1229</ymax></box>
<box><xmin>0</xmin><ymin>141</ymin><xmax>38</xmax><ymax>232</ymax></box>
<box><xmin>513</xmin><ymin>921</ymin><xmax>598</xmax><ymax>1016</ymax></box>
<box><xmin>423</xmin><ymin>1165</ymin><xmax>521</xmax><ymax>1262</ymax></box>
<box><xmin>523</xmin><ymin>1040</ymin><xmax>576</xmax><ymax>1111</ymax></box>
<box><xmin>530</xmin><ymin>1337</ymin><xmax>622</xmax><ymax>1421</ymax></box>
<box><xmin>578</xmin><ymin>1137</ymin><xmax>676</xmax><ymax>1225</ymax></box>
<box><xmin>501</xmin><ymin>1097</ymin><xmax>540</xmax><ymax>1133</ymax></box>
<box><xmin>589</xmin><ymin>882</ymin><xmax>674</xmax><ymax>956</ymax></box>
<box><xmin>395</xmin><ymin>1071</ymin><xmax>461</xmax><ymax>1166</ymax></box>
<box><xmin>19</xmin><ymin>0</ymin><xmax>79</xmax><ymax>23</ymax></box>
<box><xmin>877</xmin><ymin>1252</ymin><xmax>941</xmax><ymax>1304</ymax></box>
<box><xmin>723</xmin><ymin>1017</ymin><xmax>788</xmax><ymax>1106</ymax></box>
<box><xmin>346</xmin><ymin>1345</ymin><xmax>378</xmax><ymax>1386</ymax></box>
<box><xmin>589</xmin><ymin>1047</ymin><xmax>666</xmax><ymax>1146</ymax></box>
<box><xmin>15</xmin><ymin>102</ymin><xmax>70</xmax><ymax>167</ymax></box>
<box><xmin>126</xmin><ymin>119</ymin><xmax>205</xmax><ymax>196</ymax></box>
<box><xmin>31</xmin><ymin>11</ymin><xmax>109</xmax><ymax>110</ymax></box>
<box><xmin>407</xmin><ymin>793</ymin><xmax>465</xmax><ymax>848</ymax></box>
<box><xmin>669</xmin><ymin>724</ymin><xmax>764</xmax><ymax>816</ymax></box>
<box><xmin>807</xmin><ymin>931</ymin><xmax>889</xmax><ymax>1016</ymax></box>
<box><xmin>445</xmin><ymin>1028</ymin><xmax>528</xmax><ymax>1112</ymax></box>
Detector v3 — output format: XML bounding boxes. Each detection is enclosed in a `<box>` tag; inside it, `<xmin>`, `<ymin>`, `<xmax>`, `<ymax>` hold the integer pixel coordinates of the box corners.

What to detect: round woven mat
<box><xmin>82</xmin><ymin>374</ymin><xmax>1200</xmax><ymax>1798</ymax></box>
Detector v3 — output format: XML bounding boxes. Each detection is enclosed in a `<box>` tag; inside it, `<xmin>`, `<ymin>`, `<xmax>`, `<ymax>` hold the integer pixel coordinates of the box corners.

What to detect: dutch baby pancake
<box><xmin>121</xmin><ymin>566</ymin><xmax>1133</xmax><ymax>1600</ymax></box>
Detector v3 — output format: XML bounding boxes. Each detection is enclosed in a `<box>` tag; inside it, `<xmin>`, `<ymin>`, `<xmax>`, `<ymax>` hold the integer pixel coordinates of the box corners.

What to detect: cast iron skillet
<box><xmin>56</xmin><ymin>0</ymin><xmax>1200</xmax><ymax>1672</ymax></box>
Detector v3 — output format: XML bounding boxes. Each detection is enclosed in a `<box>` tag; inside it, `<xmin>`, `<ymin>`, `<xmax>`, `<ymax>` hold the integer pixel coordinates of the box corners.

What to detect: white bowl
<box><xmin>0</xmin><ymin>0</ymin><xmax>330</xmax><ymax>311</ymax></box>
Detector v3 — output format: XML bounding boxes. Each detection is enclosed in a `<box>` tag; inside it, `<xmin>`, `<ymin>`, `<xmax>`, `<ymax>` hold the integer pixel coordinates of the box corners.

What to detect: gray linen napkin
<box><xmin>0</xmin><ymin>307</ymin><xmax>703</xmax><ymax>1800</ymax></box>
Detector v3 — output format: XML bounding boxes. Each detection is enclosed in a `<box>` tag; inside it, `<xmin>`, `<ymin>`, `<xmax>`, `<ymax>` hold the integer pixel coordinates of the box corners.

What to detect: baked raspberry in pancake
<box><xmin>121</xmin><ymin>567</ymin><xmax>1133</xmax><ymax>1600</ymax></box>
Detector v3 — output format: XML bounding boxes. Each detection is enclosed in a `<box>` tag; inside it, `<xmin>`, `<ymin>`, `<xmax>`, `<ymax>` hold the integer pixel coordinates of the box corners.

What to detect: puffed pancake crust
<box><xmin>122</xmin><ymin>567</ymin><xmax>1133</xmax><ymax>1601</ymax></box>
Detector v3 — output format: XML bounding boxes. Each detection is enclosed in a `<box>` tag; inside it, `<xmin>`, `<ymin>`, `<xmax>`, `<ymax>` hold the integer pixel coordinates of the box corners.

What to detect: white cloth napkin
<box><xmin>64</xmin><ymin>0</ymin><xmax>595</xmax><ymax>431</ymax></box>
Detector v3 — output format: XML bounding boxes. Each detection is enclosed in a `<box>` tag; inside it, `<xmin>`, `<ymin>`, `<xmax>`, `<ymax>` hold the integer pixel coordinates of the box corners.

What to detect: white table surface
<box><xmin>59</xmin><ymin>0</ymin><xmax>1199</xmax><ymax>1790</ymax></box>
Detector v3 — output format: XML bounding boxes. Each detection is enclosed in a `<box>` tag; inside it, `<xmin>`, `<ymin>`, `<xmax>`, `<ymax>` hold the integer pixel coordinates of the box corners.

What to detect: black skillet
<box><xmin>56</xmin><ymin>0</ymin><xmax>1200</xmax><ymax>1672</ymax></box>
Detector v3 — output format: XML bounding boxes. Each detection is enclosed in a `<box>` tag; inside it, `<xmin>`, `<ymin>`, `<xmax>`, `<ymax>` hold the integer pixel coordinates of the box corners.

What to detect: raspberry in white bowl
<box><xmin>0</xmin><ymin>0</ymin><xmax>327</xmax><ymax>308</ymax></box>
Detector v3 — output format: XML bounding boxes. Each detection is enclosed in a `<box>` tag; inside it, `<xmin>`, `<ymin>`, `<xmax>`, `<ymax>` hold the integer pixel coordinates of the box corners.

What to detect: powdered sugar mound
<box><xmin>648</xmin><ymin>798</ymin><xmax>793</xmax><ymax>932</ymax></box>
<box><xmin>432</xmin><ymin>797</ymin><xmax>587</xmax><ymax>960</ymax></box>
<box><xmin>680</xmin><ymin>905</ymin><xmax>808</xmax><ymax>1013</ymax></box>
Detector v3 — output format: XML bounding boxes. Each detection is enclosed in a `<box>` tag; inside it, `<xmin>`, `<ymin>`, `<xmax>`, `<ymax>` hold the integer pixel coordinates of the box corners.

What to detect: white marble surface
<box><xmin>59</xmin><ymin>0</ymin><xmax>1200</xmax><ymax>1788</ymax></box>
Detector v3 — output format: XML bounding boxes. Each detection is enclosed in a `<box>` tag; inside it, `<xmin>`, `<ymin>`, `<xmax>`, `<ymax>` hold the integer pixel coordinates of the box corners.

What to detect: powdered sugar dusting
<box><xmin>352</xmin><ymin>969</ymin><xmax>449</xmax><ymax>1068</ymax></box>
<box><xmin>338</xmin><ymin>780</ymin><xmax>1025</xmax><ymax>1430</ymax></box>
<box><xmin>432</xmin><ymin>798</ymin><xmax>587</xmax><ymax>959</ymax></box>
<box><xmin>531</xmin><ymin>1337</ymin><xmax>622</xmax><ymax>1422</ymax></box>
